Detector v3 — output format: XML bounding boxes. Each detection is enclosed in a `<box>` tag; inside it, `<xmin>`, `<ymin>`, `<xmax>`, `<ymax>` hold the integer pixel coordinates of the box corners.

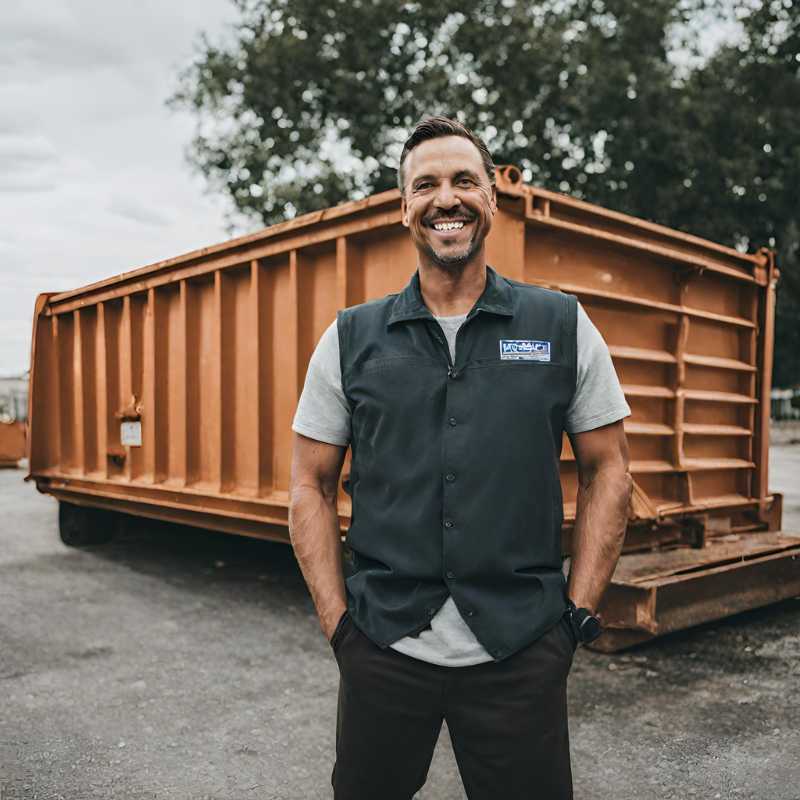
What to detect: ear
<box><xmin>401</xmin><ymin>193</ymin><xmax>409</xmax><ymax>227</ymax></box>
<box><xmin>490</xmin><ymin>184</ymin><xmax>497</xmax><ymax>215</ymax></box>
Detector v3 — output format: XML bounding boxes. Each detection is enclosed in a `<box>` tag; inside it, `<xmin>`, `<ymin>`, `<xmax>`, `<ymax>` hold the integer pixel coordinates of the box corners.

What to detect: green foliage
<box><xmin>171</xmin><ymin>0</ymin><xmax>800</xmax><ymax>385</ymax></box>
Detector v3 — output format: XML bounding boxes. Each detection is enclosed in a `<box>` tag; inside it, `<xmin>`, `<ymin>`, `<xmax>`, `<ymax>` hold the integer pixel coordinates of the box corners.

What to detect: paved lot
<box><xmin>1</xmin><ymin>446</ymin><xmax>798</xmax><ymax>800</ymax></box>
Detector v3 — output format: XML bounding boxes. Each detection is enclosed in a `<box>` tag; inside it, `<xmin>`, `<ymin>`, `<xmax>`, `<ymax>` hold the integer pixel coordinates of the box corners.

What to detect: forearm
<box><xmin>288</xmin><ymin>485</ymin><xmax>347</xmax><ymax>641</ymax></box>
<box><xmin>567</xmin><ymin>467</ymin><xmax>632</xmax><ymax>613</ymax></box>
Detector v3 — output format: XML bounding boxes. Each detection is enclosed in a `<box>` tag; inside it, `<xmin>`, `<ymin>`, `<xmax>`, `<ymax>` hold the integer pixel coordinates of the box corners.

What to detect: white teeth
<box><xmin>433</xmin><ymin>221</ymin><xmax>465</xmax><ymax>231</ymax></box>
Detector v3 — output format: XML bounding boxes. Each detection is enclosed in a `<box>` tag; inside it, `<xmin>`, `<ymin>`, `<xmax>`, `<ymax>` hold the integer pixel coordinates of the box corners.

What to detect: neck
<box><xmin>418</xmin><ymin>255</ymin><xmax>487</xmax><ymax>317</ymax></box>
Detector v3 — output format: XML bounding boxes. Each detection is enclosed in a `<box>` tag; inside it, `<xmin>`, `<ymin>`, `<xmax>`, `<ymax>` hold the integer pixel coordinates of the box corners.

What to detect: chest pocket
<box><xmin>355</xmin><ymin>355</ymin><xmax>440</xmax><ymax>376</ymax></box>
<box><xmin>345</xmin><ymin>356</ymin><xmax>443</xmax><ymax>428</ymax></box>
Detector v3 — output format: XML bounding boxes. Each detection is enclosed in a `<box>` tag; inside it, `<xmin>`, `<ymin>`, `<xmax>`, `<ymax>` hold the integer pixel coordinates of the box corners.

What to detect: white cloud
<box><xmin>0</xmin><ymin>174</ymin><xmax>58</xmax><ymax>193</ymax></box>
<box><xmin>0</xmin><ymin>133</ymin><xmax>59</xmax><ymax>168</ymax></box>
<box><xmin>0</xmin><ymin>0</ymin><xmax>255</xmax><ymax>377</ymax></box>
<box><xmin>0</xmin><ymin>133</ymin><xmax>61</xmax><ymax>193</ymax></box>
<box><xmin>107</xmin><ymin>195</ymin><xmax>173</xmax><ymax>228</ymax></box>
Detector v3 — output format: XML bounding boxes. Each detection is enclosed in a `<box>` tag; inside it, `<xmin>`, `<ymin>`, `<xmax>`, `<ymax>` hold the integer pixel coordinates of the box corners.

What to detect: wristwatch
<box><xmin>566</xmin><ymin>599</ymin><xmax>602</xmax><ymax>645</ymax></box>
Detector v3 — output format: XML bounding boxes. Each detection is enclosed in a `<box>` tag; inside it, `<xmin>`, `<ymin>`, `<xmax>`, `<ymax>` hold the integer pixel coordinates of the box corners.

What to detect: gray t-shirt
<box><xmin>292</xmin><ymin>302</ymin><xmax>630</xmax><ymax>667</ymax></box>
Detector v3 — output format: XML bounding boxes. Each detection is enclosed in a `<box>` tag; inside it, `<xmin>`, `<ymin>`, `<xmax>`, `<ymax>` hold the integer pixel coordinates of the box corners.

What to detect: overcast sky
<box><xmin>0</xmin><ymin>1</ymin><xmax>248</xmax><ymax>377</ymax></box>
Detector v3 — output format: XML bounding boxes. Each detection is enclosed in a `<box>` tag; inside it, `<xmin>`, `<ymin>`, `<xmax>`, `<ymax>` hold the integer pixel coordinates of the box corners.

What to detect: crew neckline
<box><xmin>434</xmin><ymin>312</ymin><xmax>468</xmax><ymax>323</ymax></box>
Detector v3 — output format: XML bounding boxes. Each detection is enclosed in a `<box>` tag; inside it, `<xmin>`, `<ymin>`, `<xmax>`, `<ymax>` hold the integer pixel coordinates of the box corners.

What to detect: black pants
<box><xmin>330</xmin><ymin>614</ymin><xmax>576</xmax><ymax>800</ymax></box>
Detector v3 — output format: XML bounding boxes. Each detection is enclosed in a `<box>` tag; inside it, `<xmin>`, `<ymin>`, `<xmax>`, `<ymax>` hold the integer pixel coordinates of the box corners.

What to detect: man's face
<box><xmin>401</xmin><ymin>136</ymin><xmax>496</xmax><ymax>273</ymax></box>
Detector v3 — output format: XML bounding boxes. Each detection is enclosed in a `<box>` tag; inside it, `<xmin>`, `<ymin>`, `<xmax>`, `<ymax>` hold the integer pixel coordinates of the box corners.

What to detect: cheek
<box><xmin>406</xmin><ymin>201</ymin><xmax>427</xmax><ymax>230</ymax></box>
<box><xmin>477</xmin><ymin>187</ymin><xmax>495</xmax><ymax>212</ymax></box>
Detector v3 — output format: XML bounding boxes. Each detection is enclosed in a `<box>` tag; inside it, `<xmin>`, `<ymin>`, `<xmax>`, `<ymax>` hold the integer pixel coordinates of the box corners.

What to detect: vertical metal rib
<box><xmin>755</xmin><ymin>258</ymin><xmax>777</xmax><ymax>506</ymax></box>
<box><xmin>120</xmin><ymin>295</ymin><xmax>133</xmax><ymax>482</ymax></box>
<box><xmin>73</xmin><ymin>309</ymin><xmax>86</xmax><ymax>475</ymax></box>
<box><xmin>745</xmin><ymin>293</ymin><xmax>758</xmax><ymax>498</ymax></box>
<box><xmin>212</xmin><ymin>270</ymin><xmax>224</xmax><ymax>491</ymax></box>
<box><xmin>336</xmin><ymin>237</ymin><xmax>349</xmax><ymax>310</ymax></box>
<box><xmin>51</xmin><ymin>315</ymin><xmax>63</xmax><ymax>471</ymax></box>
<box><xmin>248</xmin><ymin>260</ymin><xmax>263</xmax><ymax>494</ymax></box>
<box><xmin>176</xmin><ymin>280</ymin><xmax>189</xmax><ymax>486</ymax></box>
<box><xmin>288</xmin><ymin>250</ymin><xmax>301</xmax><ymax>401</ymax></box>
<box><xmin>96</xmin><ymin>302</ymin><xmax>109</xmax><ymax>479</ymax></box>
<box><xmin>673</xmin><ymin>281</ymin><xmax>691</xmax><ymax>503</ymax></box>
<box><xmin>144</xmin><ymin>289</ymin><xmax>156</xmax><ymax>482</ymax></box>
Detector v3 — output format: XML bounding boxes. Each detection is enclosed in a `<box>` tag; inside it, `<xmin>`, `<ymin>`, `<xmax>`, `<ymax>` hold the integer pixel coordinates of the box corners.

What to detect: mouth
<box><xmin>426</xmin><ymin>218</ymin><xmax>474</xmax><ymax>235</ymax></box>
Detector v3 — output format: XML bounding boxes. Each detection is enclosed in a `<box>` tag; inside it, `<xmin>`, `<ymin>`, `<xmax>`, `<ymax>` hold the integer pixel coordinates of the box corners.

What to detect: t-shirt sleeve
<box><xmin>291</xmin><ymin>319</ymin><xmax>352</xmax><ymax>446</ymax></box>
<box><xmin>565</xmin><ymin>303</ymin><xmax>631</xmax><ymax>434</ymax></box>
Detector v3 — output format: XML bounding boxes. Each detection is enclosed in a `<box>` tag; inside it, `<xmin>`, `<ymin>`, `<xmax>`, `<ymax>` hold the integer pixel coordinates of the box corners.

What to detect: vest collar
<box><xmin>387</xmin><ymin>265</ymin><xmax>515</xmax><ymax>327</ymax></box>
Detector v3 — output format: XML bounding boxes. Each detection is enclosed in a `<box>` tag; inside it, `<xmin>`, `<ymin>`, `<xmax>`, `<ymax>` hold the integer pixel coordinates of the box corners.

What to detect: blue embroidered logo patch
<box><xmin>499</xmin><ymin>339</ymin><xmax>551</xmax><ymax>362</ymax></box>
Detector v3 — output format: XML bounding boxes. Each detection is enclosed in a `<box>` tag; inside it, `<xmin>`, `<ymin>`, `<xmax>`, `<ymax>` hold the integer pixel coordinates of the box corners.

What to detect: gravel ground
<box><xmin>0</xmin><ymin>446</ymin><xmax>798</xmax><ymax>800</ymax></box>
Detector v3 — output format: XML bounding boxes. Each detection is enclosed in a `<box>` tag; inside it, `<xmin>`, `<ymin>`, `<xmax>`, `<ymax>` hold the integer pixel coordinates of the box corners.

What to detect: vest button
<box><xmin>448</xmin><ymin>417</ymin><xmax>457</xmax><ymax>426</ymax></box>
<box><xmin>445</xmin><ymin>472</ymin><xmax>456</xmax><ymax>482</ymax></box>
<box><xmin>465</xmin><ymin>609</ymin><xmax>475</xmax><ymax>617</ymax></box>
<box><xmin>444</xmin><ymin>519</ymin><xmax>454</xmax><ymax>528</ymax></box>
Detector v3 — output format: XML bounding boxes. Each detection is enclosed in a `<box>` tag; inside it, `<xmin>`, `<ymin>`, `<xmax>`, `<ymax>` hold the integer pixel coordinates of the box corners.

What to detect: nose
<box><xmin>433</xmin><ymin>180</ymin><xmax>461</xmax><ymax>211</ymax></box>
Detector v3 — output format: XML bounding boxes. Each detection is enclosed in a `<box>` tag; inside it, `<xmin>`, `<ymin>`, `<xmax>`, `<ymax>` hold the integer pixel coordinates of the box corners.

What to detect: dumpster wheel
<box><xmin>58</xmin><ymin>502</ymin><xmax>118</xmax><ymax>547</ymax></box>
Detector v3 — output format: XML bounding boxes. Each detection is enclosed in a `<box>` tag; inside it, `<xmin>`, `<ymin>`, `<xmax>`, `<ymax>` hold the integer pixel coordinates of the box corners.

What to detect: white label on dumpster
<box><xmin>121</xmin><ymin>421</ymin><xmax>142</xmax><ymax>447</ymax></box>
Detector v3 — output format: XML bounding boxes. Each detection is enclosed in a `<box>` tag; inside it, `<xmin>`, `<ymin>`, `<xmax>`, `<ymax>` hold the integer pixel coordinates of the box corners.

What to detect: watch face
<box><xmin>579</xmin><ymin>615</ymin><xmax>602</xmax><ymax>643</ymax></box>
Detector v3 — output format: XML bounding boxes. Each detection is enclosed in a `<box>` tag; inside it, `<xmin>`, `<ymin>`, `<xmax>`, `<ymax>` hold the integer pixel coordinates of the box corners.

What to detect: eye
<box><xmin>457</xmin><ymin>177</ymin><xmax>475</xmax><ymax>187</ymax></box>
<box><xmin>415</xmin><ymin>181</ymin><xmax>433</xmax><ymax>191</ymax></box>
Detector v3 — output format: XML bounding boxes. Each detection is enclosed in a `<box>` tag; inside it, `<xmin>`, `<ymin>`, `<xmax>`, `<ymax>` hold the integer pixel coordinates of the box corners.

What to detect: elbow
<box><xmin>287</xmin><ymin>477</ymin><xmax>303</xmax><ymax>520</ymax></box>
<box><xmin>288</xmin><ymin>476</ymin><xmax>310</xmax><ymax>510</ymax></box>
<box><xmin>622</xmin><ymin>468</ymin><xmax>634</xmax><ymax>503</ymax></box>
<box><xmin>287</xmin><ymin>479</ymin><xmax>314</xmax><ymax>540</ymax></box>
<box><xmin>577</xmin><ymin>461</ymin><xmax>633</xmax><ymax>496</ymax></box>
<box><xmin>620</xmin><ymin>467</ymin><xmax>634</xmax><ymax>518</ymax></box>
<box><xmin>618</xmin><ymin>469</ymin><xmax>633</xmax><ymax>542</ymax></box>
<box><xmin>288</xmin><ymin>477</ymin><xmax>338</xmax><ymax>522</ymax></box>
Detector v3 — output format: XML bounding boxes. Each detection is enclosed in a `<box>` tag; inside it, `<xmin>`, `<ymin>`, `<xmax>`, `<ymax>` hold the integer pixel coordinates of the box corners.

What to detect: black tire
<box><xmin>58</xmin><ymin>502</ymin><xmax>117</xmax><ymax>547</ymax></box>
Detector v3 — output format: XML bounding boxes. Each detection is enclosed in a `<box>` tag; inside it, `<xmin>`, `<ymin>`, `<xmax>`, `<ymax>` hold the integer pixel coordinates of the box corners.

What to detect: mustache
<box><xmin>423</xmin><ymin>213</ymin><xmax>477</xmax><ymax>225</ymax></box>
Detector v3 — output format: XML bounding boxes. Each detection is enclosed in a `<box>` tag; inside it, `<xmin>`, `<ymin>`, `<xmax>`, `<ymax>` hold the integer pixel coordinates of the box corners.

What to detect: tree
<box><xmin>171</xmin><ymin>0</ymin><xmax>800</xmax><ymax>385</ymax></box>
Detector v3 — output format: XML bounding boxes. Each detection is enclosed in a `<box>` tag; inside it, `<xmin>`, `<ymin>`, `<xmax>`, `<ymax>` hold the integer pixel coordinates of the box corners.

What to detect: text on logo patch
<box><xmin>499</xmin><ymin>339</ymin><xmax>551</xmax><ymax>362</ymax></box>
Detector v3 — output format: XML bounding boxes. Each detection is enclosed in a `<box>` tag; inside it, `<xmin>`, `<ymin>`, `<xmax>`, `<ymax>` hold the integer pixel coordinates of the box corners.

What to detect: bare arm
<box><xmin>566</xmin><ymin>420</ymin><xmax>633</xmax><ymax>614</ymax></box>
<box><xmin>288</xmin><ymin>432</ymin><xmax>348</xmax><ymax>641</ymax></box>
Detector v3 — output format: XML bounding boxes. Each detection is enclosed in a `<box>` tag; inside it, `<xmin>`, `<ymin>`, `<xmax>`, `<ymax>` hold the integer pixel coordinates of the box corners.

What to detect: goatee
<box><xmin>424</xmin><ymin>238</ymin><xmax>483</xmax><ymax>274</ymax></box>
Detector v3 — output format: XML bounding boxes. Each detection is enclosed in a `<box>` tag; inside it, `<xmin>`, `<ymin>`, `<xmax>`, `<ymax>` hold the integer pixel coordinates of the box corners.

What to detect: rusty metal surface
<box><xmin>0</xmin><ymin>421</ymin><xmax>26</xmax><ymax>468</ymax></box>
<box><xmin>593</xmin><ymin>532</ymin><xmax>800</xmax><ymax>652</ymax></box>
<box><xmin>24</xmin><ymin>167</ymin><xmax>787</xmax><ymax>645</ymax></box>
<box><xmin>610</xmin><ymin>531</ymin><xmax>799</xmax><ymax>584</ymax></box>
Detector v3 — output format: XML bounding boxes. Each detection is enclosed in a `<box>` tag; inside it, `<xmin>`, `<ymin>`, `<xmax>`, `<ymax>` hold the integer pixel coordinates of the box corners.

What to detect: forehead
<box><xmin>404</xmin><ymin>135</ymin><xmax>487</xmax><ymax>182</ymax></box>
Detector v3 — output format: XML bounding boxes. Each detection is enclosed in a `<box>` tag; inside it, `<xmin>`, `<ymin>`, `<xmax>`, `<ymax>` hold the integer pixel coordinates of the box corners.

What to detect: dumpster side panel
<box><xmin>28</xmin><ymin>209</ymin><xmax>415</xmax><ymax>533</ymax></box>
<box><xmin>520</xmin><ymin>205</ymin><xmax>764</xmax><ymax>521</ymax></box>
<box><xmin>360</xmin><ymin>227</ymin><xmax>417</xmax><ymax>301</ymax></box>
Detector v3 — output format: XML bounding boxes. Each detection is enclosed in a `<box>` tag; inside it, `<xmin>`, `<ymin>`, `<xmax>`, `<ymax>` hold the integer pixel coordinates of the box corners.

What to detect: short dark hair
<box><xmin>397</xmin><ymin>116</ymin><xmax>496</xmax><ymax>193</ymax></box>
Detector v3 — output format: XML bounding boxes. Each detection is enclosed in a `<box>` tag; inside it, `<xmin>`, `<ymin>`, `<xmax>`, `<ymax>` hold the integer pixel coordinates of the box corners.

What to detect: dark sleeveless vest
<box><xmin>337</xmin><ymin>266</ymin><xmax>577</xmax><ymax>660</ymax></box>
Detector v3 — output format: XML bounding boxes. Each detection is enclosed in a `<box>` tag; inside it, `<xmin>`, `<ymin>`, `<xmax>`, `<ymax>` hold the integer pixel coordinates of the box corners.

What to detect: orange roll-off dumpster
<box><xmin>25</xmin><ymin>167</ymin><xmax>800</xmax><ymax>650</ymax></box>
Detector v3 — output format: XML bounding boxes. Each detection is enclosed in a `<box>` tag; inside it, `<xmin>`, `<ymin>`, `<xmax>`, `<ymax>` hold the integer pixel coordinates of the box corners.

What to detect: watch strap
<box><xmin>565</xmin><ymin>599</ymin><xmax>602</xmax><ymax>644</ymax></box>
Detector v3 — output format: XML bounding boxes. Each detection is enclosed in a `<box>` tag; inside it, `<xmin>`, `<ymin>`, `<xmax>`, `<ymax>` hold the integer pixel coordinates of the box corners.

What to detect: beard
<box><xmin>420</xmin><ymin>221</ymin><xmax>486</xmax><ymax>274</ymax></box>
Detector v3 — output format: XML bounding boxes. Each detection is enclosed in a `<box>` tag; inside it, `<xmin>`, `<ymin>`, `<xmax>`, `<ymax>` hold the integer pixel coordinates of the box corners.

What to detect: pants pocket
<box><xmin>558</xmin><ymin>615</ymin><xmax>578</xmax><ymax>655</ymax></box>
<box><xmin>330</xmin><ymin>611</ymin><xmax>351</xmax><ymax>653</ymax></box>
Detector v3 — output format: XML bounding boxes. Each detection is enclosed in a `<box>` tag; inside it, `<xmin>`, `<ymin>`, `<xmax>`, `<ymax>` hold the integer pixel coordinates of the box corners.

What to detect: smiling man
<box><xmin>403</xmin><ymin>134</ymin><xmax>494</xmax><ymax>272</ymax></box>
<box><xmin>289</xmin><ymin>116</ymin><xmax>633</xmax><ymax>799</ymax></box>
